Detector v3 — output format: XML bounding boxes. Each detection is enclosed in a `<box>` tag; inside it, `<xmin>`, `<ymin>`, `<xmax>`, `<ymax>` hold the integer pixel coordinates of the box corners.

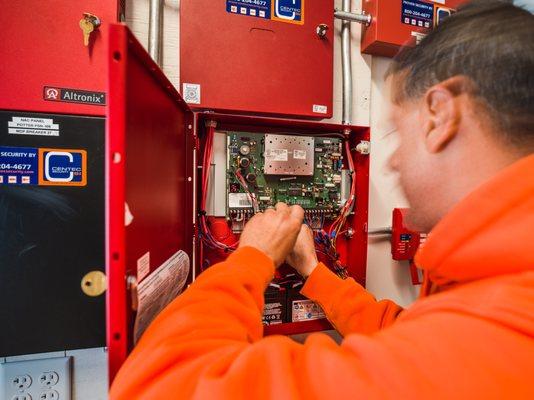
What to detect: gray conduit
<box><xmin>148</xmin><ymin>0</ymin><xmax>164</xmax><ymax>66</ymax></box>
<box><xmin>341</xmin><ymin>0</ymin><xmax>353</xmax><ymax>125</ymax></box>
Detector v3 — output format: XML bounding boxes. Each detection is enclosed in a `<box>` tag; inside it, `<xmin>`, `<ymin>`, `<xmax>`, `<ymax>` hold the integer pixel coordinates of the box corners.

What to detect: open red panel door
<box><xmin>106</xmin><ymin>24</ymin><xmax>195</xmax><ymax>380</ymax></box>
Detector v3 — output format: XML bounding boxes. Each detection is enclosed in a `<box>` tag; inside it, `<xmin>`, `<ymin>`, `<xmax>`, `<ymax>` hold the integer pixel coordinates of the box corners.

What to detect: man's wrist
<box><xmin>300</xmin><ymin>258</ymin><xmax>319</xmax><ymax>278</ymax></box>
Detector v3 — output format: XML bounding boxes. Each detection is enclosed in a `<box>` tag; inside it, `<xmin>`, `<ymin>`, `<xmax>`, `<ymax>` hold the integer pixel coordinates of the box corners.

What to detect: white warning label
<box><xmin>292</xmin><ymin>299</ymin><xmax>325</xmax><ymax>322</ymax></box>
<box><xmin>293</xmin><ymin>150</ymin><xmax>307</xmax><ymax>160</ymax></box>
<box><xmin>313</xmin><ymin>104</ymin><xmax>328</xmax><ymax>114</ymax></box>
<box><xmin>265</xmin><ymin>149</ymin><xmax>288</xmax><ymax>162</ymax></box>
<box><xmin>137</xmin><ymin>251</ymin><xmax>150</xmax><ymax>282</ymax></box>
<box><xmin>228</xmin><ymin>192</ymin><xmax>253</xmax><ymax>208</ymax></box>
<box><xmin>8</xmin><ymin>116</ymin><xmax>60</xmax><ymax>137</ymax></box>
<box><xmin>133</xmin><ymin>250</ymin><xmax>190</xmax><ymax>342</ymax></box>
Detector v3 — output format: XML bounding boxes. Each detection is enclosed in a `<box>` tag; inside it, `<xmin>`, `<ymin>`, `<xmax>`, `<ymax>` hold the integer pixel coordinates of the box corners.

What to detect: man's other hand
<box><xmin>239</xmin><ymin>203</ymin><xmax>304</xmax><ymax>267</ymax></box>
<box><xmin>286</xmin><ymin>225</ymin><xmax>319</xmax><ymax>278</ymax></box>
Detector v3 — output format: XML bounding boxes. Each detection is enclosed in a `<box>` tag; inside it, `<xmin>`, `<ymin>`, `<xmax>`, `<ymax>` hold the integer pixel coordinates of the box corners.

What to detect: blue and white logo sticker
<box><xmin>227</xmin><ymin>0</ymin><xmax>272</xmax><ymax>20</ymax></box>
<box><xmin>401</xmin><ymin>0</ymin><xmax>434</xmax><ymax>28</ymax></box>
<box><xmin>226</xmin><ymin>0</ymin><xmax>304</xmax><ymax>24</ymax></box>
<box><xmin>0</xmin><ymin>146</ymin><xmax>39</xmax><ymax>185</ymax></box>
<box><xmin>272</xmin><ymin>0</ymin><xmax>304</xmax><ymax>24</ymax></box>
<box><xmin>39</xmin><ymin>149</ymin><xmax>87</xmax><ymax>186</ymax></box>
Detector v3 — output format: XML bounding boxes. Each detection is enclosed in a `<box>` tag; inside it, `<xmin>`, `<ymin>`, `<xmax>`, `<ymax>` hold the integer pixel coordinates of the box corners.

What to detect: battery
<box><xmin>262</xmin><ymin>284</ymin><xmax>287</xmax><ymax>325</ymax></box>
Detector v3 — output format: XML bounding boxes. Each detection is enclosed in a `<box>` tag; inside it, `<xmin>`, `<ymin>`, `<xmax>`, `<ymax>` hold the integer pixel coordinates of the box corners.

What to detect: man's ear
<box><xmin>422</xmin><ymin>76</ymin><xmax>468</xmax><ymax>153</ymax></box>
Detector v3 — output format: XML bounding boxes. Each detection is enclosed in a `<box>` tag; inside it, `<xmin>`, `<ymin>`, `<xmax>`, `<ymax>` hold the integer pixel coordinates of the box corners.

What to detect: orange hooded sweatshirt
<box><xmin>111</xmin><ymin>155</ymin><xmax>534</xmax><ymax>399</ymax></box>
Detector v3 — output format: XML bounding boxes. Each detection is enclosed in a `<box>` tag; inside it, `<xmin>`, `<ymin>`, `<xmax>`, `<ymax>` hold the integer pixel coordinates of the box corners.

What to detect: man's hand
<box><xmin>286</xmin><ymin>225</ymin><xmax>319</xmax><ymax>278</ymax></box>
<box><xmin>239</xmin><ymin>203</ymin><xmax>304</xmax><ymax>267</ymax></box>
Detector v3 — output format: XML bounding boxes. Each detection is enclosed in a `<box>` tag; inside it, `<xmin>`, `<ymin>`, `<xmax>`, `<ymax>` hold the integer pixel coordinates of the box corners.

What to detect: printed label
<box><xmin>0</xmin><ymin>146</ymin><xmax>87</xmax><ymax>187</ymax></box>
<box><xmin>229</xmin><ymin>192</ymin><xmax>253</xmax><ymax>208</ymax></box>
<box><xmin>133</xmin><ymin>250</ymin><xmax>190</xmax><ymax>342</ymax></box>
<box><xmin>265</xmin><ymin>148</ymin><xmax>288</xmax><ymax>162</ymax></box>
<box><xmin>401</xmin><ymin>0</ymin><xmax>434</xmax><ymax>28</ymax></box>
<box><xmin>313</xmin><ymin>104</ymin><xmax>328</xmax><ymax>114</ymax></box>
<box><xmin>8</xmin><ymin>116</ymin><xmax>60</xmax><ymax>137</ymax></box>
<box><xmin>44</xmin><ymin>86</ymin><xmax>106</xmax><ymax>106</ymax></box>
<box><xmin>182</xmin><ymin>83</ymin><xmax>201</xmax><ymax>104</ymax></box>
<box><xmin>272</xmin><ymin>0</ymin><xmax>304</xmax><ymax>24</ymax></box>
<box><xmin>293</xmin><ymin>150</ymin><xmax>307</xmax><ymax>160</ymax></box>
<box><xmin>226</xmin><ymin>0</ymin><xmax>304</xmax><ymax>24</ymax></box>
<box><xmin>411</xmin><ymin>31</ymin><xmax>427</xmax><ymax>44</ymax></box>
<box><xmin>263</xmin><ymin>301</ymin><xmax>284</xmax><ymax>325</ymax></box>
<box><xmin>137</xmin><ymin>252</ymin><xmax>151</xmax><ymax>282</ymax></box>
<box><xmin>0</xmin><ymin>146</ymin><xmax>39</xmax><ymax>185</ymax></box>
<box><xmin>292</xmin><ymin>299</ymin><xmax>325</xmax><ymax>322</ymax></box>
<box><xmin>38</xmin><ymin>148</ymin><xmax>87</xmax><ymax>186</ymax></box>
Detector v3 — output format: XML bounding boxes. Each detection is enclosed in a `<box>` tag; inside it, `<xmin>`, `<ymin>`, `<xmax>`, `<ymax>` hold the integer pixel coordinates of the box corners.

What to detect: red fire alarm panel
<box><xmin>361</xmin><ymin>0</ymin><xmax>464</xmax><ymax>58</ymax></box>
<box><xmin>109</xmin><ymin>24</ymin><xmax>370</xmax><ymax>379</ymax></box>
<box><xmin>0</xmin><ymin>1</ymin><xmax>122</xmax><ymax>116</ymax></box>
<box><xmin>180</xmin><ymin>0</ymin><xmax>335</xmax><ymax>119</ymax></box>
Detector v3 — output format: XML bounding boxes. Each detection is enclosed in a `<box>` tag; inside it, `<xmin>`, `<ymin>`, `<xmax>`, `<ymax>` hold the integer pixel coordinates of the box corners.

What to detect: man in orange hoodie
<box><xmin>111</xmin><ymin>1</ymin><xmax>534</xmax><ymax>398</ymax></box>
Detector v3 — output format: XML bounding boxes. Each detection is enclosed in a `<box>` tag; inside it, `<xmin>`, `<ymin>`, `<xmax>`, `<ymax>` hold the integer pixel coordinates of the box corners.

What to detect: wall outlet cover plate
<box><xmin>1</xmin><ymin>357</ymin><xmax>71</xmax><ymax>400</ymax></box>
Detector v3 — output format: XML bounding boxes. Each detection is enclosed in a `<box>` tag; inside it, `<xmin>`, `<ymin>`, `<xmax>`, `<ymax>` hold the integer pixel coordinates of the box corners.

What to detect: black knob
<box><xmin>240</xmin><ymin>157</ymin><xmax>250</xmax><ymax>168</ymax></box>
<box><xmin>246</xmin><ymin>173</ymin><xmax>257</xmax><ymax>183</ymax></box>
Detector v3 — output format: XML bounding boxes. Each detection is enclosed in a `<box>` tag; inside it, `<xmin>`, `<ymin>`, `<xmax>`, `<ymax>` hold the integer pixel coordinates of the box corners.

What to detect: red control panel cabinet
<box><xmin>108</xmin><ymin>25</ymin><xmax>370</xmax><ymax>379</ymax></box>
<box><xmin>361</xmin><ymin>0</ymin><xmax>464</xmax><ymax>57</ymax></box>
<box><xmin>180</xmin><ymin>0</ymin><xmax>335</xmax><ymax>119</ymax></box>
<box><xmin>0</xmin><ymin>1</ymin><xmax>123</xmax><ymax>116</ymax></box>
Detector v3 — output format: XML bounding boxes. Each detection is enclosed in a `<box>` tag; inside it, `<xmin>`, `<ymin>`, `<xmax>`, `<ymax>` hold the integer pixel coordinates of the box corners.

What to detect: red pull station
<box><xmin>391</xmin><ymin>208</ymin><xmax>423</xmax><ymax>285</ymax></box>
<box><xmin>391</xmin><ymin>208</ymin><xmax>420</xmax><ymax>261</ymax></box>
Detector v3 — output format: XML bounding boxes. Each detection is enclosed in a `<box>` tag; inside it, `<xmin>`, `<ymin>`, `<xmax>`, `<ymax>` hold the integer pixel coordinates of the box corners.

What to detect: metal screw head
<box><xmin>317</xmin><ymin>24</ymin><xmax>329</xmax><ymax>38</ymax></box>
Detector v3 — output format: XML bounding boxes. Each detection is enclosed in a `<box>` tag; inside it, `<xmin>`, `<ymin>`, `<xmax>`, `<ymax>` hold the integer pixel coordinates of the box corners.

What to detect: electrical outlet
<box><xmin>12</xmin><ymin>394</ymin><xmax>33</xmax><ymax>400</ymax></box>
<box><xmin>39</xmin><ymin>389</ymin><xmax>59</xmax><ymax>400</ymax></box>
<box><xmin>1</xmin><ymin>357</ymin><xmax>71</xmax><ymax>400</ymax></box>
<box><xmin>38</xmin><ymin>372</ymin><xmax>59</xmax><ymax>388</ymax></box>
<box><xmin>12</xmin><ymin>374</ymin><xmax>32</xmax><ymax>390</ymax></box>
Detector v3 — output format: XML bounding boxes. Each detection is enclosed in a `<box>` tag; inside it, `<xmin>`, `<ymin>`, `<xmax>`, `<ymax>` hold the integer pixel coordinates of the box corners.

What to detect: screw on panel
<box><xmin>316</xmin><ymin>24</ymin><xmax>329</xmax><ymax>38</ymax></box>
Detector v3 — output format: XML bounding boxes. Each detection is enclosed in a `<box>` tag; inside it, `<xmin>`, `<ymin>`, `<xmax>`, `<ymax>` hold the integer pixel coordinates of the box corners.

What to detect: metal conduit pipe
<box><xmin>368</xmin><ymin>228</ymin><xmax>393</xmax><ymax>236</ymax></box>
<box><xmin>148</xmin><ymin>0</ymin><xmax>164</xmax><ymax>66</ymax></box>
<box><xmin>335</xmin><ymin>10</ymin><xmax>372</xmax><ymax>25</ymax></box>
<box><xmin>341</xmin><ymin>0</ymin><xmax>353</xmax><ymax>125</ymax></box>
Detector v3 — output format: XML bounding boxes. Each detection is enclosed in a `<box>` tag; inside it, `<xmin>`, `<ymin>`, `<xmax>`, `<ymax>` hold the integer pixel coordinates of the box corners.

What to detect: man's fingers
<box><xmin>289</xmin><ymin>205</ymin><xmax>304</xmax><ymax>223</ymax></box>
<box><xmin>264</xmin><ymin>207</ymin><xmax>276</xmax><ymax>216</ymax></box>
<box><xmin>275</xmin><ymin>202</ymin><xmax>290</xmax><ymax>215</ymax></box>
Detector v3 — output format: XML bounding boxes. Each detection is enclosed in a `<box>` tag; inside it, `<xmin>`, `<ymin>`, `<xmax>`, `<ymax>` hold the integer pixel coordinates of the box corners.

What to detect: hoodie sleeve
<box><xmin>109</xmin><ymin>246</ymin><xmax>534</xmax><ymax>400</ymax></box>
<box><xmin>301</xmin><ymin>263</ymin><xmax>404</xmax><ymax>336</ymax></box>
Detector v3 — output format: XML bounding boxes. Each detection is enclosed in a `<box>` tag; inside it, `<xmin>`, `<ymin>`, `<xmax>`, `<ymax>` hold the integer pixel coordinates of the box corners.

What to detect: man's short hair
<box><xmin>388</xmin><ymin>0</ymin><xmax>534</xmax><ymax>147</ymax></box>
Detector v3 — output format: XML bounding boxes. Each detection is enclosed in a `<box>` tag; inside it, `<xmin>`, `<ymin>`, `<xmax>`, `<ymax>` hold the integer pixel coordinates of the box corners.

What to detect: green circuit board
<box><xmin>226</xmin><ymin>132</ymin><xmax>344</xmax><ymax>220</ymax></box>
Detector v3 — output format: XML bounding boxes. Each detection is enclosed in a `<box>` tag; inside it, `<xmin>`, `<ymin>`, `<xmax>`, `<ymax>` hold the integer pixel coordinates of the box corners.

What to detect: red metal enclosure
<box><xmin>0</xmin><ymin>1</ymin><xmax>122</xmax><ymax>116</ymax></box>
<box><xmin>391</xmin><ymin>208</ymin><xmax>420</xmax><ymax>261</ymax></box>
<box><xmin>196</xmin><ymin>113</ymin><xmax>370</xmax><ymax>336</ymax></box>
<box><xmin>361</xmin><ymin>0</ymin><xmax>464</xmax><ymax>57</ymax></box>
<box><xmin>180</xmin><ymin>0</ymin><xmax>335</xmax><ymax>119</ymax></box>
<box><xmin>107</xmin><ymin>25</ymin><xmax>195</xmax><ymax>380</ymax></box>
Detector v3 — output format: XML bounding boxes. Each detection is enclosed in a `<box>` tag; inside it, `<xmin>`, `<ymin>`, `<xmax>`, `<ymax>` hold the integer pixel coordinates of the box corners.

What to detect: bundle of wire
<box><xmin>199</xmin><ymin>124</ymin><xmax>238</xmax><ymax>252</ymax></box>
<box><xmin>307</xmin><ymin>140</ymin><xmax>355</xmax><ymax>279</ymax></box>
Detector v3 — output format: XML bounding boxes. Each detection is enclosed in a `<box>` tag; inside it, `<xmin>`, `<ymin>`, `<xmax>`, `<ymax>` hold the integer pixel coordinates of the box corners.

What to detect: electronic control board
<box><xmin>226</xmin><ymin>132</ymin><xmax>345</xmax><ymax>231</ymax></box>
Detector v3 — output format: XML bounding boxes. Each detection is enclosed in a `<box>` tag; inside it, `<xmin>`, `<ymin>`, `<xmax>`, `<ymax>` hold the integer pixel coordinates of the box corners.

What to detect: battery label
<box><xmin>292</xmin><ymin>299</ymin><xmax>325</xmax><ymax>322</ymax></box>
<box><xmin>0</xmin><ymin>146</ymin><xmax>87</xmax><ymax>187</ymax></box>
<box><xmin>226</xmin><ymin>0</ymin><xmax>304</xmax><ymax>24</ymax></box>
<box><xmin>401</xmin><ymin>0</ymin><xmax>434</xmax><ymax>28</ymax></box>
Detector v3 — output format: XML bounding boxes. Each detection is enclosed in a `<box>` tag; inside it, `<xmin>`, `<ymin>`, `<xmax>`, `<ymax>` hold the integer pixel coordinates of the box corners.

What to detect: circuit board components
<box><xmin>226</xmin><ymin>132</ymin><xmax>345</xmax><ymax>231</ymax></box>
